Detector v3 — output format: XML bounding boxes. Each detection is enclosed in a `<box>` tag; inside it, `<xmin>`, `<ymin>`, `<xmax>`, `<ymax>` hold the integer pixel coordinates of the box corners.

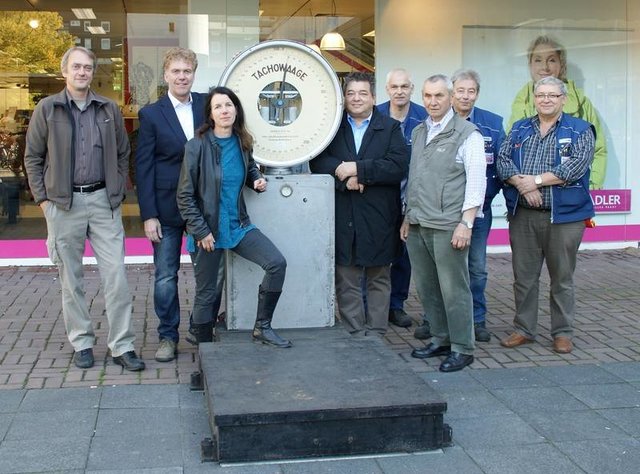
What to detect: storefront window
<box><xmin>0</xmin><ymin>2</ymin><xmax>374</xmax><ymax>256</ymax></box>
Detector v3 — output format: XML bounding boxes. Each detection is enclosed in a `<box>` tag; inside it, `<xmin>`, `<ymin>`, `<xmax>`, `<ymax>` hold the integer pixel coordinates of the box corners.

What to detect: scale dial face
<box><xmin>219</xmin><ymin>40</ymin><xmax>343</xmax><ymax>168</ymax></box>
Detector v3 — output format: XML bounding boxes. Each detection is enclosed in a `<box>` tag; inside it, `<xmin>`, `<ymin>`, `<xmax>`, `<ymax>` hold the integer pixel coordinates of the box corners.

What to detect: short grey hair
<box><xmin>424</xmin><ymin>74</ymin><xmax>453</xmax><ymax>93</ymax></box>
<box><xmin>385</xmin><ymin>68</ymin><xmax>412</xmax><ymax>85</ymax></box>
<box><xmin>534</xmin><ymin>76</ymin><xmax>568</xmax><ymax>96</ymax></box>
<box><xmin>60</xmin><ymin>46</ymin><xmax>96</xmax><ymax>73</ymax></box>
<box><xmin>451</xmin><ymin>68</ymin><xmax>481</xmax><ymax>93</ymax></box>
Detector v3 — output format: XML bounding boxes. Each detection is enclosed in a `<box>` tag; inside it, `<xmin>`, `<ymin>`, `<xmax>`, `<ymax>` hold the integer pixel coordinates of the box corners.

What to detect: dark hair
<box><xmin>343</xmin><ymin>72</ymin><xmax>375</xmax><ymax>96</ymax></box>
<box><xmin>198</xmin><ymin>86</ymin><xmax>253</xmax><ymax>152</ymax></box>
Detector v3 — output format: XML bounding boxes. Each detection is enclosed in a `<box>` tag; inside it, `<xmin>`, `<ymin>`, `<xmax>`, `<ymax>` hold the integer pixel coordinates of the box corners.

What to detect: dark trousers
<box><xmin>509</xmin><ymin>208</ymin><xmax>585</xmax><ymax>339</ymax></box>
<box><xmin>191</xmin><ymin>229</ymin><xmax>286</xmax><ymax>324</ymax></box>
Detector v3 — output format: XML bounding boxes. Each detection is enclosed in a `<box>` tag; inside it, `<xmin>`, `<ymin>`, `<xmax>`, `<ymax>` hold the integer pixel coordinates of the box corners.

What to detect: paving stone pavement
<box><xmin>0</xmin><ymin>248</ymin><xmax>639</xmax><ymax>472</ymax></box>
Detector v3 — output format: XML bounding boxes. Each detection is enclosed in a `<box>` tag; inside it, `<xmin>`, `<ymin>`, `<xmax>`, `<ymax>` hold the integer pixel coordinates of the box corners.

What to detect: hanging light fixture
<box><xmin>320</xmin><ymin>0</ymin><xmax>345</xmax><ymax>51</ymax></box>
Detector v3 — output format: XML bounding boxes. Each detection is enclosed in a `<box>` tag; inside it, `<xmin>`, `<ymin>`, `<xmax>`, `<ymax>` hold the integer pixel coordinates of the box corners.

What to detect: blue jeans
<box><xmin>469</xmin><ymin>207</ymin><xmax>492</xmax><ymax>325</ymax></box>
<box><xmin>153</xmin><ymin>224</ymin><xmax>184</xmax><ymax>342</ymax></box>
<box><xmin>389</xmin><ymin>242</ymin><xmax>411</xmax><ymax>311</ymax></box>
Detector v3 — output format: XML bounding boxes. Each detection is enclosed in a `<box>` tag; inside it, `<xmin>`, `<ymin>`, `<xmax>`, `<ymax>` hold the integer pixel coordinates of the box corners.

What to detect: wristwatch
<box><xmin>460</xmin><ymin>219</ymin><xmax>474</xmax><ymax>229</ymax></box>
<box><xmin>534</xmin><ymin>175</ymin><xmax>543</xmax><ymax>186</ymax></box>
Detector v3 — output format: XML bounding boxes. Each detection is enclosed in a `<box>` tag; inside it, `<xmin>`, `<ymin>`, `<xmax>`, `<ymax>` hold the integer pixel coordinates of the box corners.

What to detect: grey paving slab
<box><xmin>184</xmin><ymin>464</ymin><xmax>284</xmax><ymax>473</ymax></box>
<box><xmin>100</xmin><ymin>384</ymin><xmax>180</xmax><ymax>408</ymax></box>
<box><xmin>180</xmin><ymin>406</ymin><xmax>211</xmax><ymax>437</ymax></box>
<box><xmin>521</xmin><ymin>409</ymin><xmax>629</xmax><ymax>442</ymax></box>
<box><xmin>376</xmin><ymin>447</ymin><xmax>483</xmax><ymax>474</ymax></box>
<box><xmin>181</xmin><ymin>425</ymin><xmax>208</xmax><ymax>467</ymax></box>
<box><xmin>469</xmin><ymin>367</ymin><xmax>555</xmax><ymax>389</ymax></box>
<box><xmin>562</xmin><ymin>383</ymin><xmax>640</xmax><ymax>409</ymax></box>
<box><xmin>0</xmin><ymin>389</ymin><xmax>24</xmax><ymax>413</ymax></box>
<box><xmin>419</xmin><ymin>370</ymin><xmax>486</xmax><ymax>393</ymax></box>
<box><xmin>556</xmin><ymin>438</ymin><xmax>640</xmax><ymax>474</ymax></box>
<box><xmin>86</xmin><ymin>469</ymin><xmax>182</xmax><ymax>474</ymax></box>
<box><xmin>0</xmin><ymin>436</ymin><xmax>91</xmax><ymax>473</ymax></box>
<box><xmin>0</xmin><ymin>413</ymin><xmax>13</xmax><ymax>441</ymax></box>
<box><xmin>95</xmin><ymin>407</ymin><xmax>181</xmax><ymax>437</ymax></box>
<box><xmin>180</xmin><ymin>406</ymin><xmax>212</xmax><ymax>466</ymax></box>
<box><xmin>491</xmin><ymin>386</ymin><xmax>589</xmax><ymax>413</ymax></box>
<box><xmin>451</xmin><ymin>414</ymin><xmax>546</xmax><ymax>449</ymax></box>
<box><xmin>534</xmin><ymin>364</ymin><xmax>625</xmax><ymax>385</ymax></box>
<box><xmin>87</xmin><ymin>434</ymin><xmax>183</xmax><ymax>470</ymax></box>
<box><xmin>178</xmin><ymin>383</ymin><xmax>207</xmax><ymax>409</ymax></box>
<box><xmin>602</xmin><ymin>362</ymin><xmax>640</xmax><ymax>382</ymax></box>
<box><xmin>5</xmin><ymin>408</ymin><xmax>97</xmax><ymax>440</ymax></box>
<box><xmin>281</xmin><ymin>456</ymin><xmax>384</xmax><ymax>473</ymax></box>
<box><xmin>18</xmin><ymin>386</ymin><xmax>100</xmax><ymax>412</ymax></box>
<box><xmin>466</xmin><ymin>443</ymin><xmax>584</xmax><ymax>474</ymax></box>
<box><xmin>440</xmin><ymin>389</ymin><xmax>514</xmax><ymax>420</ymax></box>
<box><xmin>596</xmin><ymin>407</ymin><xmax>640</xmax><ymax>437</ymax></box>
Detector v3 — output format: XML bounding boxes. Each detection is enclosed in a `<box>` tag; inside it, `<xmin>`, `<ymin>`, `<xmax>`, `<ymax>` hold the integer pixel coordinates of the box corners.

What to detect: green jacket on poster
<box><xmin>507</xmin><ymin>79</ymin><xmax>606</xmax><ymax>189</ymax></box>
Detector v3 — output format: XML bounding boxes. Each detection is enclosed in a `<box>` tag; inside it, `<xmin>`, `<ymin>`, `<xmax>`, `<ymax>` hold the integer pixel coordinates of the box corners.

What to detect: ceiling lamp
<box><xmin>320</xmin><ymin>1</ymin><xmax>345</xmax><ymax>51</ymax></box>
<box><xmin>320</xmin><ymin>32</ymin><xmax>345</xmax><ymax>50</ymax></box>
<box><xmin>71</xmin><ymin>8</ymin><xmax>96</xmax><ymax>20</ymax></box>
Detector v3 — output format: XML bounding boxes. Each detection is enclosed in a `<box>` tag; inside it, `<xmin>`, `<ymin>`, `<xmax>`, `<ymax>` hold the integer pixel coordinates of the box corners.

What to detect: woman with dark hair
<box><xmin>177</xmin><ymin>86</ymin><xmax>291</xmax><ymax>348</ymax></box>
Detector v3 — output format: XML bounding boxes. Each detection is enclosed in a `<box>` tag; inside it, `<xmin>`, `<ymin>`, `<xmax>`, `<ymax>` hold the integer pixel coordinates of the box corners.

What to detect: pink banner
<box><xmin>591</xmin><ymin>189</ymin><xmax>631</xmax><ymax>213</ymax></box>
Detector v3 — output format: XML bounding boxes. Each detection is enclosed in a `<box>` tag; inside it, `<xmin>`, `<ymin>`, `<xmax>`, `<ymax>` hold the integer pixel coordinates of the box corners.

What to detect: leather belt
<box><xmin>73</xmin><ymin>181</ymin><xmax>105</xmax><ymax>193</ymax></box>
<box><xmin>521</xmin><ymin>206</ymin><xmax>551</xmax><ymax>212</ymax></box>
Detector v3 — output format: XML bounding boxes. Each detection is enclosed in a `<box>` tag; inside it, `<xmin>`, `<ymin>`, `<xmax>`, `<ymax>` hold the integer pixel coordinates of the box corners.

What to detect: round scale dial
<box><xmin>219</xmin><ymin>40</ymin><xmax>343</xmax><ymax>168</ymax></box>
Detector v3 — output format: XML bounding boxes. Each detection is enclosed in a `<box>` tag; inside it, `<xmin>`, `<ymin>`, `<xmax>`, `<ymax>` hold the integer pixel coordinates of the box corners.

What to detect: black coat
<box><xmin>310</xmin><ymin>108</ymin><xmax>409</xmax><ymax>266</ymax></box>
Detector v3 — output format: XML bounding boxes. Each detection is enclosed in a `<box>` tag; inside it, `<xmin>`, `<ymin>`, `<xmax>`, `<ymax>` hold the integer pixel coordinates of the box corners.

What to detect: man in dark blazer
<box><xmin>310</xmin><ymin>72</ymin><xmax>409</xmax><ymax>337</ymax></box>
<box><xmin>135</xmin><ymin>47</ymin><xmax>206</xmax><ymax>362</ymax></box>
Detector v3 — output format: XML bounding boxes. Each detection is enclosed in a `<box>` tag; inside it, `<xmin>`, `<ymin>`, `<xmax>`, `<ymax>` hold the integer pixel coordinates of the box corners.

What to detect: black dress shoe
<box><xmin>113</xmin><ymin>351</ymin><xmax>145</xmax><ymax>371</ymax></box>
<box><xmin>73</xmin><ymin>348</ymin><xmax>94</xmax><ymax>369</ymax></box>
<box><xmin>411</xmin><ymin>343</ymin><xmax>451</xmax><ymax>359</ymax></box>
<box><xmin>439</xmin><ymin>352</ymin><xmax>474</xmax><ymax>372</ymax></box>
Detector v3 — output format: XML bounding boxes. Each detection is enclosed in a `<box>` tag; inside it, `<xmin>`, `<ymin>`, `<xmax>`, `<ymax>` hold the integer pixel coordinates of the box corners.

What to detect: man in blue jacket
<box><xmin>497</xmin><ymin>76</ymin><xmax>595</xmax><ymax>354</ymax></box>
<box><xmin>377</xmin><ymin>68</ymin><xmax>427</xmax><ymax>331</ymax></box>
<box><xmin>135</xmin><ymin>47</ymin><xmax>206</xmax><ymax>362</ymax></box>
<box><xmin>451</xmin><ymin>69</ymin><xmax>505</xmax><ymax>343</ymax></box>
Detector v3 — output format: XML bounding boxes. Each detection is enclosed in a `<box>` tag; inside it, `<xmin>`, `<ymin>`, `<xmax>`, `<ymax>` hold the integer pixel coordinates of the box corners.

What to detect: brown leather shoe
<box><xmin>553</xmin><ymin>337</ymin><xmax>573</xmax><ymax>354</ymax></box>
<box><xmin>500</xmin><ymin>333</ymin><xmax>534</xmax><ymax>348</ymax></box>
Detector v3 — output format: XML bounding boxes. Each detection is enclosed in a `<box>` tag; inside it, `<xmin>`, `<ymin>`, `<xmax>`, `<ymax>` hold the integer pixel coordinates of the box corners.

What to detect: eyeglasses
<box><xmin>534</xmin><ymin>93</ymin><xmax>564</xmax><ymax>100</ymax></box>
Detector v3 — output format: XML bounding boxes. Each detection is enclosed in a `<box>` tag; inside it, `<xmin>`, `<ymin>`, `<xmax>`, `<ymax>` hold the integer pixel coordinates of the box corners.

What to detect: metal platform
<box><xmin>197</xmin><ymin>328</ymin><xmax>450</xmax><ymax>463</ymax></box>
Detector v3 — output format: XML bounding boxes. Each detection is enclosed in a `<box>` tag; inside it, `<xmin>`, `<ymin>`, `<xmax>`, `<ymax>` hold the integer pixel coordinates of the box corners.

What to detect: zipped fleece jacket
<box><xmin>501</xmin><ymin>113</ymin><xmax>595</xmax><ymax>224</ymax></box>
<box><xmin>405</xmin><ymin>114</ymin><xmax>477</xmax><ymax>231</ymax></box>
<box><xmin>24</xmin><ymin>89</ymin><xmax>130</xmax><ymax>211</ymax></box>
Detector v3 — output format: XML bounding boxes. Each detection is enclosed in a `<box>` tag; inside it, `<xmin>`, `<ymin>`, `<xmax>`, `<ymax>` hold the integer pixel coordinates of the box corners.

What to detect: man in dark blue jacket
<box><xmin>135</xmin><ymin>47</ymin><xmax>206</xmax><ymax>362</ymax></box>
<box><xmin>311</xmin><ymin>72</ymin><xmax>409</xmax><ymax>338</ymax></box>
<box><xmin>497</xmin><ymin>76</ymin><xmax>595</xmax><ymax>354</ymax></box>
<box><xmin>451</xmin><ymin>69</ymin><xmax>505</xmax><ymax>343</ymax></box>
<box><xmin>377</xmin><ymin>68</ymin><xmax>427</xmax><ymax>331</ymax></box>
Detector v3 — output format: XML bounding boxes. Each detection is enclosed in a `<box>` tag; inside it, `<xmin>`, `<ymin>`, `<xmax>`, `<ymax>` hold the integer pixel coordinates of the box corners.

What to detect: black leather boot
<box><xmin>186</xmin><ymin>315</ymin><xmax>214</xmax><ymax>345</ymax></box>
<box><xmin>252</xmin><ymin>287</ymin><xmax>292</xmax><ymax>348</ymax></box>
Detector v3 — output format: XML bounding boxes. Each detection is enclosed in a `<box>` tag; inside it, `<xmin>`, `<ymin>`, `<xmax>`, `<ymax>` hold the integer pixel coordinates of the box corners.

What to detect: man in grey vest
<box><xmin>401</xmin><ymin>75</ymin><xmax>486</xmax><ymax>372</ymax></box>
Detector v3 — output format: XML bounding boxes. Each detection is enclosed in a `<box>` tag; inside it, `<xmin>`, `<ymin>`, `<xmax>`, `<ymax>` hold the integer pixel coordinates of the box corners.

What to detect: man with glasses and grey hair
<box><xmin>497</xmin><ymin>76</ymin><xmax>595</xmax><ymax>355</ymax></box>
<box><xmin>24</xmin><ymin>46</ymin><xmax>145</xmax><ymax>371</ymax></box>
